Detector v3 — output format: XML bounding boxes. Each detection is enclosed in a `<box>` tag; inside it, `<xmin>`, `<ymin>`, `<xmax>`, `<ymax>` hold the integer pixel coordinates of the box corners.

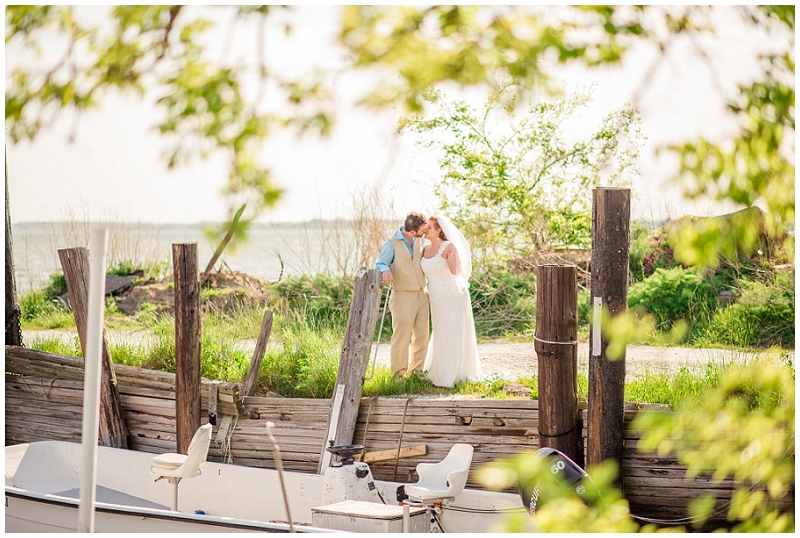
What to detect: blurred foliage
<box><xmin>634</xmin><ymin>359</ymin><xmax>795</xmax><ymax>531</ymax></box>
<box><xmin>341</xmin><ymin>4</ymin><xmax>794</xmax><ymax>269</ymax></box>
<box><xmin>478</xmin><ymin>456</ymin><xmax>645</xmax><ymax>532</ymax></box>
<box><xmin>478</xmin><ymin>359</ymin><xmax>794</xmax><ymax>532</ymax></box>
<box><xmin>5</xmin><ymin>5</ymin><xmax>333</xmax><ymax>231</ymax></box>
<box><xmin>5</xmin><ymin>6</ymin><xmax>791</xmax><ymax>270</ymax></box>
<box><xmin>400</xmin><ymin>85</ymin><xmax>641</xmax><ymax>261</ymax></box>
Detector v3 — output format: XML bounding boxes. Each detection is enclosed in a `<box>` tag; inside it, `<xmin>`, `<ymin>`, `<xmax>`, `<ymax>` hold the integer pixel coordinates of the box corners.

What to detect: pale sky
<box><xmin>5</xmin><ymin>5</ymin><xmax>786</xmax><ymax>225</ymax></box>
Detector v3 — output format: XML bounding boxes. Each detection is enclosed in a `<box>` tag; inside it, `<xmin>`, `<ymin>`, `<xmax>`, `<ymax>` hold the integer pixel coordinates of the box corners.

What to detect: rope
<box><xmin>537</xmin><ymin>421</ymin><xmax>578</xmax><ymax>439</ymax></box>
<box><xmin>215</xmin><ymin>415</ymin><xmax>238</xmax><ymax>465</ymax></box>
<box><xmin>393</xmin><ymin>398</ymin><xmax>412</xmax><ymax>481</ymax></box>
<box><xmin>208</xmin><ymin>381</ymin><xmax>220</xmax><ymax>424</ymax></box>
<box><xmin>533</xmin><ymin>334</ymin><xmax>578</xmax><ymax>345</ymax></box>
<box><xmin>360</xmin><ymin>397</ymin><xmax>375</xmax><ymax>453</ymax></box>
<box><xmin>367</xmin><ymin>285</ymin><xmax>392</xmax><ymax>380</ymax></box>
<box><xmin>19</xmin><ymin>375</ymin><xmax>56</xmax><ymax>397</ymax></box>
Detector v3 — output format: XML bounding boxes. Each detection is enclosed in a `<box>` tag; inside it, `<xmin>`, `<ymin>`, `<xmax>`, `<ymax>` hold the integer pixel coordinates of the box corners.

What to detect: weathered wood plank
<box><xmin>242</xmin><ymin>309</ymin><xmax>273</xmax><ymax>396</ymax></box>
<box><xmin>319</xmin><ymin>268</ymin><xmax>382</xmax><ymax>473</ymax></box>
<box><xmin>354</xmin><ymin>445</ymin><xmax>427</xmax><ymax>464</ymax></box>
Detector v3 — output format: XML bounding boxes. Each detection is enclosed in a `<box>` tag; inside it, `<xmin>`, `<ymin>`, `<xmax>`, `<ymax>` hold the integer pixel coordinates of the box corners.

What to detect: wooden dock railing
<box><xmin>5</xmin><ymin>345</ymin><xmax>793</xmax><ymax>530</ymax></box>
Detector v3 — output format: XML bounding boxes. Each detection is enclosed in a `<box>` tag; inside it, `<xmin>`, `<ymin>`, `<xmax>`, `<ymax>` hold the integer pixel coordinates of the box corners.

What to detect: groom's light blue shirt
<box><xmin>375</xmin><ymin>227</ymin><xmax>417</xmax><ymax>273</ymax></box>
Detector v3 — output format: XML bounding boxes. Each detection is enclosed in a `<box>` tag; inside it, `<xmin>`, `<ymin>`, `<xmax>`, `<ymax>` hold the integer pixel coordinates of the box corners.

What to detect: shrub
<box><xmin>469</xmin><ymin>269</ymin><xmax>537</xmax><ymax>339</ymax></box>
<box><xmin>268</xmin><ymin>274</ymin><xmax>353</xmax><ymax>330</ymax></box>
<box><xmin>699</xmin><ymin>275</ymin><xmax>794</xmax><ymax>349</ymax></box>
<box><xmin>640</xmin><ymin>235</ymin><xmax>678</xmax><ymax>277</ymax></box>
<box><xmin>629</xmin><ymin>222</ymin><xmax>657</xmax><ymax>281</ymax></box>
<box><xmin>627</xmin><ymin>267</ymin><xmax>716</xmax><ymax>330</ymax></box>
<box><xmin>18</xmin><ymin>289</ymin><xmax>75</xmax><ymax>329</ymax></box>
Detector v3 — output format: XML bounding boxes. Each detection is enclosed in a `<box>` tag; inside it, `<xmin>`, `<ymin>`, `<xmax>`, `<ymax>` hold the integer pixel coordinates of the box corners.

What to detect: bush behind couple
<box><xmin>376</xmin><ymin>212</ymin><xmax>483</xmax><ymax>388</ymax></box>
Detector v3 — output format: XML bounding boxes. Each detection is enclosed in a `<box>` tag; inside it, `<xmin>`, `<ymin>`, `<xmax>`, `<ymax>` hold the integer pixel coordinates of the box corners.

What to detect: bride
<box><xmin>420</xmin><ymin>215</ymin><xmax>483</xmax><ymax>387</ymax></box>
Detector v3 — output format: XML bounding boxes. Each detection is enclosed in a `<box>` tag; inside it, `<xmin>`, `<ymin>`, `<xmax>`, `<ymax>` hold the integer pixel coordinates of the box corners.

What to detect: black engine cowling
<box><xmin>518</xmin><ymin>447</ymin><xmax>596</xmax><ymax>515</ymax></box>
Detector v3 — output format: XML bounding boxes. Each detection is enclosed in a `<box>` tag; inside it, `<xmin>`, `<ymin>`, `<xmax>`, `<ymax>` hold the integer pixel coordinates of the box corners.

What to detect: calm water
<box><xmin>11</xmin><ymin>222</ymin><xmax>350</xmax><ymax>291</ymax></box>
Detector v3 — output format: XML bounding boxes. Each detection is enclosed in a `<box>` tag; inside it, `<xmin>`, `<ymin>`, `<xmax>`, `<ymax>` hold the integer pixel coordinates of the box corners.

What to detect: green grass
<box><xmin>26</xmin><ymin>335</ymin><xmax>82</xmax><ymax>357</ymax></box>
<box><xmin>18</xmin><ymin>289</ymin><xmax>75</xmax><ymax>330</ymax></box>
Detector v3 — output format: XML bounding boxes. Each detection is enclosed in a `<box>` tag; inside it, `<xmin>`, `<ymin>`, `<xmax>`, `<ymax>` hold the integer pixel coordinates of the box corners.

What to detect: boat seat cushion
<box><xmin>151</xmin><ymin>453</ymin><xmax>187</xmax><ymax>470</ymax></box>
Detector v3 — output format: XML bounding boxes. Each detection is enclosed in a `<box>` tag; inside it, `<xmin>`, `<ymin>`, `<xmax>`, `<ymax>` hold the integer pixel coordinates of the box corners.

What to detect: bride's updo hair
<box><xmin>429</xmin><ymin>216</ymin><xmax>447</xmax><ymax>241</ymax></box>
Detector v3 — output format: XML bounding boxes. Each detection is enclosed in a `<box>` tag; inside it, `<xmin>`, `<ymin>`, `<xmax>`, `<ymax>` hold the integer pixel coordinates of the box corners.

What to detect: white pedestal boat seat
<box><xmin>404</xmin><ymin>443</ymin><xmax>474</xmax><ymax>504</ymax></box>
<box><xmin>150</xmin><ymin>423</ymin><xmax>213</xmax><ymax>511</ymax></box>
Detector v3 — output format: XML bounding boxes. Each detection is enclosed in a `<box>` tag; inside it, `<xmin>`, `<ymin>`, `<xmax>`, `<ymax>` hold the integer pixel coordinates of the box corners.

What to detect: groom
<box><xmin>375</xmin><ymin>212</ymin><xmax>429</xmax><ymax>378</ymax></box>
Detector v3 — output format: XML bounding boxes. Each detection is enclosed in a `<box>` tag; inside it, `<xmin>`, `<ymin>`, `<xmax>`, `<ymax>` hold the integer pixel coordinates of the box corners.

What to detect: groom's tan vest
<box><xmin>390</xmin><ymin>236</ymin><xmax>426</xmax><ymax>291</ymax></box>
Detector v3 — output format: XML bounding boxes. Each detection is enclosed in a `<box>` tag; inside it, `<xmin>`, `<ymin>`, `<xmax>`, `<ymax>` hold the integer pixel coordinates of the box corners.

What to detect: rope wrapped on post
<box><xmin>533</xmin><ymin>334</ymin><xmax>578</xmax><ymax>345</ymax></box>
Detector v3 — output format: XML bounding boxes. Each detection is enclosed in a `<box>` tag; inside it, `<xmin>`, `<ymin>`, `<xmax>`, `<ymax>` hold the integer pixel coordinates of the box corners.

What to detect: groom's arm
<box><xmin>375</xmin><ymin>239</ymin><xmax>395</xmax><ymax>284</ymax></box>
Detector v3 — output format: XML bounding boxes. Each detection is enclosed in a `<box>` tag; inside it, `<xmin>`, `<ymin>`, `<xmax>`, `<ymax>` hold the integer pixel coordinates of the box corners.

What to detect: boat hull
<box><xmin>5</xmin><ymin>489</ymin><xmax>302</xmax><ymax>533</ymax></box>
<box><xmin>5</xmin><ymin>440</ymin><xmax>524</xmax><ymax>533</ymax></box>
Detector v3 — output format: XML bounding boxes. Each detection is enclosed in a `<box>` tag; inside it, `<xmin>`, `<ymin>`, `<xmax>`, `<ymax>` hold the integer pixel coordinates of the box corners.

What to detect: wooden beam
<box><xmin>317</xmin><ymin>268</ymin><xmax>382</xmax><ymax>473</ymax></box>
<box><xmin>354</xmin><ymin>444</ymin><xmax>427</xmax><ymax>464</ymax></box>
<box><xmin>173</xmin><ymin>243</ymin><xmax>201</xmax><ymax>454</ymax></box>
<box><xmin>58</xmin><ymin>247</ymin><xmax>128</xmax><ymax>449</ymax></box>
<box><xmin>242</xmin><ymin>309</ymin><xmax>273</xmax><ymax>396</ymax></box>
<box><xmin>199</xmin><ymin>202</ymin><xmax>246</xmax><ymax>287</ymax></box>
<box><xmin>587</xmin><ymin>187</ymin><xmax>631</xmax><ymax>480</ymax></box>
<box><xmin>535</xmin><ymin>264</ymin><xmax>580</xmax><ymax>465</ymax></box>
<box><xmin>5</xmin><ymin>151</ymin><xmax>22</xmax><ymax>347</ymax></box>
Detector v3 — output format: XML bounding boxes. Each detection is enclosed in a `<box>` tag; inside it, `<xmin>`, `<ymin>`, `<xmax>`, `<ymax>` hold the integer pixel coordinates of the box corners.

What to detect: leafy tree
<box><xmin>5</xmin><ymin>5</ymin><xmax>333</xmax><ymax>225</ymax></box>
<box><xmin>8</xmin><ymin>6</ymin><xmax>792</xmax><ymax>265</ymax></box>
<box><xmin>341</xmin><ymin>5</ymin><xmax>795</xmax><ymax>269</ymax></box>
<box><xmin>400</xmin><ymin>85</ymin><xmax>641</xmax><ymax>262</ymax></box>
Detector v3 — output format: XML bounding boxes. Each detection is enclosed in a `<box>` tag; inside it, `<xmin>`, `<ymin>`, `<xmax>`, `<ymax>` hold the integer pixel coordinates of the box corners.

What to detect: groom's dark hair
<box><xmin>403</xmin><ymin>212</ymin><xmax>426</xmax><ymax>232</ymax></box>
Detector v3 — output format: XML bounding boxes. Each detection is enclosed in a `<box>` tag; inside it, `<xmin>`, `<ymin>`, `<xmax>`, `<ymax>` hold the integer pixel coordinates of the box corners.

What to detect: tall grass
<box><xmin>44</xmin><ymin>205</ymin><xmax>163</xmax><ymax>275</ymax></box>
<box><xmin>257</xmin><ymin>313</ymin><xmax>341</xmax><ymax>398</ymax></box>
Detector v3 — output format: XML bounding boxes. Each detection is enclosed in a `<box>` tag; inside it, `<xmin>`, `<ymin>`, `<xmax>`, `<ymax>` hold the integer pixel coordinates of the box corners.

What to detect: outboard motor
<box><xmin>321</xmin><ymin>445</ymin><xmax>381</xmax><ymax>505</ymax></box>
<box><xmin>518</xmin><ymin>447</ymin><xmax>597</xmax><ymax>516</ymax></box>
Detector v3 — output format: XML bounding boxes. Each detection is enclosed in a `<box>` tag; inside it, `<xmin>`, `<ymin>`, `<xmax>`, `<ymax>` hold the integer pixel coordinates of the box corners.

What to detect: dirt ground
<box><xmin>373</xmin><ymin>340</ymin><xmax>787</xmax><ymax>381</ymax></box>
<box><xmin>27</xmin><ymin>329</ymin><xmax>789</xmax><ymax>383</ymax></box>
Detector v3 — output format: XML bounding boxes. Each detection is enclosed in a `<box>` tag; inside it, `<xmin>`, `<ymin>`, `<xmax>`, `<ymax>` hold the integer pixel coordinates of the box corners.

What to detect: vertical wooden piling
<box><xmin>317</xmin><ymin>268</ymin><xmax>382</xmax><ymax>473</ymax></box>
<box><xmin>5</xmin><ymin>155</ymin><xmax>22</xmax><ymax>347</ymax></box>
<box><xmin>173</xmin><ymin>243</ymin><xmax>201</xmax><ymax>454</ymax></box>
<box><xmin>58</xmin><ymin>247</ymin><xmax>128</xmax><ymax>448</ymax></box>
<box><xmin>242</xmin><ymin>309</ymin><xmax>274</xmax><ymax>396</ymax></box>
<box><xmin>535</xmin><ymin>264</ymin><xmax>580</xmax><ymax>464</ymax></box>
<box><xmin>587</xmin><ymin>188</ymin><xmax>631</xmax><ymax>477</ymax></box>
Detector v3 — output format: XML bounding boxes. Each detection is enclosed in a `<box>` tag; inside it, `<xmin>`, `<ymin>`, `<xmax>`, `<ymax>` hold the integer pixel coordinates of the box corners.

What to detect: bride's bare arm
<box><xmin>443</xmin><ymin>244</ymin><xmax>460</xmax><ymax>276</ymax></box>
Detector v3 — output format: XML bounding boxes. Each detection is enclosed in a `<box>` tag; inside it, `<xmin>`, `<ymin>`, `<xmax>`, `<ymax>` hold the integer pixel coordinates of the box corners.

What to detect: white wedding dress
<box><xmin>421</xmin><ymin>241</ymin><xmax>483</xmax><ymax>387</ymax></box>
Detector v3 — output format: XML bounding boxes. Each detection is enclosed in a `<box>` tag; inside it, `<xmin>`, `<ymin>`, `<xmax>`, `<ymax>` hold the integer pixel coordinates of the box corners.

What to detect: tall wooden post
<box><xmin>5</xmin><ymin>152</ymin><xmax>22</xmax><ymax>347</ymax></box>
<box><xmin>587</xmin><ymin>187</ymin><xmax>630</xmax><ymax>477</ymax></box>
<box><xmin>317</xmin><ymin>268</ymin><xmax>382</xmax><ymax>473</ymax></box>
<box><xmin>173</xmin><ymin>243</ymin><xmax>201</xmax><ymax>454</ymax></box>
<box><xmin>535</xmin><ymin>264</ymin><xmax>580</xmax><ymax>465</ymax></box>
<box><xmin>58</xmin><ymin>247</ymin><xmax>128</xmax><ymax>448</ymax></box>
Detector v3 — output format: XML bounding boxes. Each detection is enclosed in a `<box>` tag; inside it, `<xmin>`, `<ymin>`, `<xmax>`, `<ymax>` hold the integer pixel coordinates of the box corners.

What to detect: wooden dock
<box><xmin>5</xmin><ymin>345</ymin><xmax>793</xmax><ymax>530</ymax></box>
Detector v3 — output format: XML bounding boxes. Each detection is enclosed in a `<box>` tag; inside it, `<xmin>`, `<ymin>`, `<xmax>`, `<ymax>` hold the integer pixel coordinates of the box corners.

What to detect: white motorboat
<box><xmin>5</xmin><ymin>439</ymin><xmax>525</xmax><ymax>533</ymax></box>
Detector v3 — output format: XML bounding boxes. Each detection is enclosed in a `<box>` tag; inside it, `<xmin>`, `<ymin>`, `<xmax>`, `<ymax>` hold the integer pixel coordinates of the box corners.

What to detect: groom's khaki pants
<box><xmin>389</xmin><ymin>289</ymin><xmax>429</xmax><ymax>376</ymax></box>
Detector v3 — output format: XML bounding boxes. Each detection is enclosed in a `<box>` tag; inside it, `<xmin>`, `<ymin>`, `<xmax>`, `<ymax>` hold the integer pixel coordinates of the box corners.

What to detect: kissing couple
<box><xmin>375</xmin><ymin>212</ymin><xmax>483</xmax><ymax>388</ymax></box>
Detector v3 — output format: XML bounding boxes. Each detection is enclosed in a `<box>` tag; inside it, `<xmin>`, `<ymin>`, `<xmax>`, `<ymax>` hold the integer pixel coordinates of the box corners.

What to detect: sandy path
<box><xmin>24</xmin><ymin>329</ymin><xmax>788</xmax><ymax>382</ymax></box>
